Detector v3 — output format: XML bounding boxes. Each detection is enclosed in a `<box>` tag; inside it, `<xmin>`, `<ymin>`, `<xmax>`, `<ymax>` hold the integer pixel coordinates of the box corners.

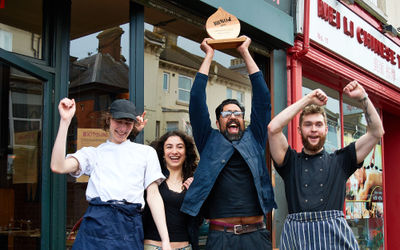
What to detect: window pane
<box><xmin>343</xmin><ymin>97</ymin><xmax>384</xmax><ymax>249</ymax></box>
<box><xmin>163</xmin><ymin>72</ymin><xmax>169</xmax><ymax>91</ymax></box>
<box><xmin>302</xmin><ymin>77</ymin><xmax>341</xmax><ymax>152</ymax></box>
<box><xmin>166</xmin><ymin>122</ymin><xmax>179</xmax><ymax>132</ymax></box>
<box><xmin>1</xmin><ymin>65</ymin><xmax>43</xmax><ymax>249</ymax></box>
<box><xmin>68</xmin><ymin>21</ymin><xmax>130</xmax><ymax>246</ymax></box>
<box><xmin>0</xmin><ymin>0</ymin><xmax>43</xmax><ymax>59</ymax></box>
<box><xmin>226</xmin><ymin>88</ymin><xmax>232</xmax><ymax>99</ymax></box>
<box><xmin>237</xmin><ymin>91</ymin><xmax>244</xmax><ymax>103</ymax></box>
<box><xmin>178</xmin><ymin>90</ymin><xmax>190</xmax><ymax>103</ymax></box>
<box><xmin>178</xmin><ymin>76</ymin><xmax>191</xmax><ymax>90</ymax></box>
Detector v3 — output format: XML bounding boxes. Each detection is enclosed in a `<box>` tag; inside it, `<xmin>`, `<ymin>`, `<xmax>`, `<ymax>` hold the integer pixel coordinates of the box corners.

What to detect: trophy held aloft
<box><xmin>206</xmin><ymin>7</ymin><xmax>246</xmax><ymax>50</ymax></box>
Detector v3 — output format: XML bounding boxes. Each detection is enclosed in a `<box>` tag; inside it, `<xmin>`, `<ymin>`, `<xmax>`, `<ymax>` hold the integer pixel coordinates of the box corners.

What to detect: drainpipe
<box><xmin>287</xmin><ymin>0</ymin><xmax>310</xmax><ymax>149</ymax></box>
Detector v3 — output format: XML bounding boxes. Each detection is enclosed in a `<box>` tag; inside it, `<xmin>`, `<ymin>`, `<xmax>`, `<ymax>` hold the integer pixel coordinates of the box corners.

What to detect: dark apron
<box><xmin>72</xmin><ymin>197</ymin><xmax>143</xmax><ymax>250</ymax></box>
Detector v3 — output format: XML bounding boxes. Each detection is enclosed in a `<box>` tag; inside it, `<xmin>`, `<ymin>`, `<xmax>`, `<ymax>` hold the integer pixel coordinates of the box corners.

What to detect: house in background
<box><xmin>69</xmin><ymin>26</ymin><xmax>251</xmax><ymax>145</ymax></box>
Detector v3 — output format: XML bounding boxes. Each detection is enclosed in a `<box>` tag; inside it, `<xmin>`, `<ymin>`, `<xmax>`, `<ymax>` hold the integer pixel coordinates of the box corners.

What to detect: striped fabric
<box><xmin>280</xmin><ymin>210</ymin><xmax>359</xmax><ymax>250</ymax></box>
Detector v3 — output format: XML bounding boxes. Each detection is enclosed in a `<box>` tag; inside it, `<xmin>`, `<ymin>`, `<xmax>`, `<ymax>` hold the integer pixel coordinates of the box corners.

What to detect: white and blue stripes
<box><xmin>280</xmin><ymin>210</ymin><xmax>359</xmax><ymax>250</ymax></box>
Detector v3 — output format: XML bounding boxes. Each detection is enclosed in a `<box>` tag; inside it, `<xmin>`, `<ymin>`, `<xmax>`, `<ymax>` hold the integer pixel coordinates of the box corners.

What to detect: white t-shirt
<box><xmin>67</xmin><ymin>140</ymin><xmax>165</xmax><ymax>208</ymax></box>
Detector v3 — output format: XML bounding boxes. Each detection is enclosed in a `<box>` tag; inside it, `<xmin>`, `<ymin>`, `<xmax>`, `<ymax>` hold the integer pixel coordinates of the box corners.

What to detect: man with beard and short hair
<box><xmin>268</xmin><ymin>82</ymin><xmax>384</xmax><ymax>250</ymax></box>
<box><xmin>181</xmin><ymin>36</ymin><xmax>276</xmax><ymax>250</ymax></box>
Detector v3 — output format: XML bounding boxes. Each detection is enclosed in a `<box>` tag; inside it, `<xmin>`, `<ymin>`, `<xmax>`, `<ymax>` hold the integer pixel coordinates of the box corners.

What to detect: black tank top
<box><xmin>143</xmin><ymin>181</ymin><xmax>189</xmax><ymax>242</ymax></box>
<box><xmin>204</xmin><ymin>150</ymin><xmax>263</xmax><ymax>219</ymax></box>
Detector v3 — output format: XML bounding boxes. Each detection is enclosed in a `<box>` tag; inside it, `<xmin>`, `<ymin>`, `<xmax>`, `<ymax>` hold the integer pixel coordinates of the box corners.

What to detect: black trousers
<box><xmin>205</xmin><ymin>228</ymin><xmax>272</xmax><ymax>250</ymax></box>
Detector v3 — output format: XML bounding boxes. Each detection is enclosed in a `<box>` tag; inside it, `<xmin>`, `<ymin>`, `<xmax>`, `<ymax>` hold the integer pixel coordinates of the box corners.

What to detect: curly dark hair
<box><xmin>150</xmin><ymin>130</ymin><xmax>198</xmax><ymax>182</ymax></box>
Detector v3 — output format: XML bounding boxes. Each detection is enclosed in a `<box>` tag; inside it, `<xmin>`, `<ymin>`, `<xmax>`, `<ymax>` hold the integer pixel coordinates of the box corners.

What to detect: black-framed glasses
<box><xmin>220</xmin><ymin>111</ymin><xmax>244</xmax><ymax>118</ymax></box>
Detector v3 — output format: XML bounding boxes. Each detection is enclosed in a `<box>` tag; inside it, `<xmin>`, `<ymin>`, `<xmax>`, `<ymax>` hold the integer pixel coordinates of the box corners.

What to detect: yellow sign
<box><xmin>76</xmin><ymin>128</ymin><xmax>109</xmax><ymax>182</ymax></box>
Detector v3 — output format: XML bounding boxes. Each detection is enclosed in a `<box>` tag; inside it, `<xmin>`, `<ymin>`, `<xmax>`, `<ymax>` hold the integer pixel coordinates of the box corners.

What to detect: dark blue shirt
<box><xmin>204</xmin><ymin>150</ymin><xmax>263</xmax><ymax>219</ymax></box>
<box><xmin>274</xmin><ymin>142</ymin><xmax>362</xmax><ymax>213</ymax></box>
<box><xmin>181</xmin><ymin>71</ymin><xmax>277</xmax><ymax>216</ymax></box>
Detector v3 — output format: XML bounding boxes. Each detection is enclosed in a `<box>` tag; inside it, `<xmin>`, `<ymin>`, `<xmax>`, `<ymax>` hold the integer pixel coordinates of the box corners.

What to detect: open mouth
<box><xmin>227</xmin><ymin>121</ymin><xmax>240</xmax><ymax>134</ymax></box>
<box><xmin>308</xmin><ymin>135</ymin><xmax>320</xmax><ymax>143</ymax></box>
<box><xmin>168</xmin><ymin>155</ymin><xmax>181</xmax><ymax>162</ymax></box>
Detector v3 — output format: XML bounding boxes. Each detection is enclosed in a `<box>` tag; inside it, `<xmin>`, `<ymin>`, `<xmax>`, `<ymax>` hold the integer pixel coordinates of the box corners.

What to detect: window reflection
<box><xmin>68</xmin><ymin>19</ymin><xmax>253</xmax><ymax>248</ymax></box>
<box><xmin>343</xmin><ymin>97</ymin><xmax>384</xmax><ymax>249</ymax></box>
<box><xmin>302</xmin><ymin>78</ymin><xmax>341</xmax><ymax>152</ymax></box>
<box><xmin>0</xmin><ymin>65</ymin><xmax>43</xmax><ymax>250</ymax></box>
<box><xmin>0</xmin><ymin>0</ymin><xmax>43</xmax><ymax>59</ymax></box>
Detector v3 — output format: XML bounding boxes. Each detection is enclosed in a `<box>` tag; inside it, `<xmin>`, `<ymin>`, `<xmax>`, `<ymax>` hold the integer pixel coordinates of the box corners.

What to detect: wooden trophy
<box><xmin>206</xmin><ymin>7</ymin><xmax>246</xmax><ymax>50</ymax></box>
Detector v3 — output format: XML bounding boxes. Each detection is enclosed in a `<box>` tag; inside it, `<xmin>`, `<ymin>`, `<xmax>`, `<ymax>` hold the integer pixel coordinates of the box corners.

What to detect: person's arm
<box><xmin>268</xmin><ymin>89</ymin><xmax>328</xmax><ymax>165</ymax></box>
<box><xmin>189</xmin><ymin>39</ymin><xmax>215</xmax><ymax>152</ymax></box>
<box><xmin>237</xmin><ymin>36</ymin><xmax>259</xmax><ymax>74</ymax></box>
<box><xmin>50</xmin><ymin>98</ymin><xmax>80</xmax><ymax>174</ymax></box>
<box><xmin>344</xmin><ymin>81</ymin><xmax>384</xmax><ymax>163</ymax></box>
<box><xmin>239</xmin><ymin>36</ymin><xmax>270</xmax><ymax>144</ymax></box>
<box><xmin>146</xmin><ymin>182</ymin><xmax>171</xmax><ymax>250</ymax></box>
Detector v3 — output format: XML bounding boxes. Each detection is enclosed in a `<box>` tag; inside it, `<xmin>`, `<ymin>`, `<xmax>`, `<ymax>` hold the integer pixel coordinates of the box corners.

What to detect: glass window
<box><xmin>343</xmin><ymin>97</ymin><xmax>384</xmax><ymax>249</ymax></box>
<box><xmin>68</xmin><ymin>21</ymin><xmax>130</xmax><ymax>246</ymax></box>
<box><xmin>0</xmin><ymin>64</ymin><xmax>43</xmax><ymax>249</ymax></box>
<box><xmin>67</xmin><ymin>6</ymin><xmax>257</xmax><ymax>247</ymax></box>
<box><xmin>166</xmin><ymin>121</ymin><xmax>179</xmax><ymax>132</ymax></box>
<box><xmin>0</xmin><ymin>30</ymin><xmax>12</xmax><ymax>51</ymax></box>
<box><xmin>155</xmin><ymin>121</ymin><xmax>160</xmax><ymax>139</ymax></box>
<box><xmin>226</xmin><ymin>88</ymin><xmax>233</xmax><ymax>99</ymax></box>
<box><xmin>237</xmin><ymin>91</ymin><xmax>244</xmax><ymax>104</ymax></box>
<box><xmin>178</xmin><ymin>75</ymin><xmax>191</xmax><ymax>103</ymax></box>
<box><xmin>163</xmin><ymin>72</ymin><xmax>170</xmax><ymax>91</ymax></box>
<box><xmin>302</xmin><ymin>77</ymin><xmax>341</xmax><ymax>152</ymax></box>
<box><xmin>0</xmin><ymin>0</ymin><xmax>43</xmax><ymax>59</ymax></box>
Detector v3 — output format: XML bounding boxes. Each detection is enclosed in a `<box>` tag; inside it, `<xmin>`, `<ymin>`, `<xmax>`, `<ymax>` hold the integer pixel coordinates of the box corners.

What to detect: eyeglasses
<box><xmin>220</xmin><ymin>111</ymin><xmax>244</xmax><ymax>118</ymax></box>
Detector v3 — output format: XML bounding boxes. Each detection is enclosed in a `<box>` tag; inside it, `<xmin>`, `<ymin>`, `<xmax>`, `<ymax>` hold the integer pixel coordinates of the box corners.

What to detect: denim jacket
<box><xmin>181</xmin><ymin>71</ymin><xmax>277</xmax><ymax>216</ymax></box>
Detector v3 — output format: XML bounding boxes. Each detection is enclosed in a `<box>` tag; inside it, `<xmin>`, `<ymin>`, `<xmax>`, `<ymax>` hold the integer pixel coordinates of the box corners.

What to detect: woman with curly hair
<box><xmin>143</xmin><ymin>130</ymin><xmax>200</xmax><ymax>250</ymax></box>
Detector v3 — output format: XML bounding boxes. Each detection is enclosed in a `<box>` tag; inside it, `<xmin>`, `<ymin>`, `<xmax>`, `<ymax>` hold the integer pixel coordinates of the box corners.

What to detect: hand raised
<box><xmin>343</xmin><ymin>80</ymin><xmax>366</xmax><ymax>100</ymax></box>
<box><xmin>135</xmin><ymin>111</ymin><xmax>148</xmax><ymax>132</ymax></box>
<box><xmin>200</xmin><ymin>38</ymin><xmax>215</xmax><ymax>56</ymax></box>
<box><xmin>307</xmin><ymin>89</ymin><xmax>328</xmax><ymax>106</ymax></box>
<box><xmin>58</xmin><ymin>98</ymin><xmax>76</xmax><ymax>122</ymax></box>
<box><xmin>236</xmin><ymin>35</ymin><xmax>251</xmax><ymax>54</ymax></box>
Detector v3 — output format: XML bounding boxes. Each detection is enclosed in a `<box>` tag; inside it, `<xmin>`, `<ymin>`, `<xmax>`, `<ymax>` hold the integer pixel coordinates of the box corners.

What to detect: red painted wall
<box><xmin>383</xmin><ymin>111</ymin><xmax>400</xmax><ymax>249</ymax></box>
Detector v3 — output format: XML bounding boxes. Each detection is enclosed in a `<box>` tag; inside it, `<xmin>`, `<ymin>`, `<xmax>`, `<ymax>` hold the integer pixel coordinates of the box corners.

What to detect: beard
<box><xmin>223</xmin><ymin>129</ymin><xmax>244</xmax><ymax>141</ymax></box>
<box><xmin>301</xmin><ymin>133</ymin><xmax>326</xmax><ymax>152</ymax></box>
<box><xmin>222</xmin><ymin>119</ymin><xmax>244</xmax><ymax>141</ymax></box>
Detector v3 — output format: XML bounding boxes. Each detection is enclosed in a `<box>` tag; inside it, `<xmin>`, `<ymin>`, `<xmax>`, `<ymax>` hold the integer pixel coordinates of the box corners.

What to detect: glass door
<box><xmin>0</xmin><ymin>62</ymin><xmax>45</xmax><ymax>250</ymax></box>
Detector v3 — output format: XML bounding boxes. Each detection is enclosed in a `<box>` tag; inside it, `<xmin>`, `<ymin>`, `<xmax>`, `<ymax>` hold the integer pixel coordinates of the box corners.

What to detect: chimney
<box><xmin>97</xmin><ymin>27</ymin><xmax>124</xmax><ymax>61</ymax></box>
<box><xmin>153</xmin><ymin>27</ymin><xmax>177</xmax><ymax>48</ymax></box>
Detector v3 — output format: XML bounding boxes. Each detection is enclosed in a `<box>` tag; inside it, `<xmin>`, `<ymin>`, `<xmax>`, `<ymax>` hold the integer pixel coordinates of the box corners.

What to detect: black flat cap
<box><xmin>110</xmin><ymin>99</ymin><xmax>138</xmax><ymax>120</ymax></box>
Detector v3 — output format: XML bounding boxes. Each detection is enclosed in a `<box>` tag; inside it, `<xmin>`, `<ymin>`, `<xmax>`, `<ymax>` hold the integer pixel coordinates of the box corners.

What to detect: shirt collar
<box><xmin>301</xmin><ymin>147</ymin><xmax>325</xmax><ymax>158</ymax></box>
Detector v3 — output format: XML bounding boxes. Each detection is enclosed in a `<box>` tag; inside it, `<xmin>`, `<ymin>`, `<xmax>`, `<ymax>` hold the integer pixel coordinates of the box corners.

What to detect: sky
<box><xmin>70</xmin><ymin>23</ymin><xmax>233</xmax><ymax>68</ymax></box>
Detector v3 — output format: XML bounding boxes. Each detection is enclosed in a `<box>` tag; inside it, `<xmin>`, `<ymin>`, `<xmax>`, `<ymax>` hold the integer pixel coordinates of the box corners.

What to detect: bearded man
<box><xmin>181</xmin><ymin>36</ymin><xmax>276</xmax><ymax>250</ymax></box>
<box><xmin>268</xmin><ymin>82</ymin><xmax>384</xmax><ymax>249</ymax></box>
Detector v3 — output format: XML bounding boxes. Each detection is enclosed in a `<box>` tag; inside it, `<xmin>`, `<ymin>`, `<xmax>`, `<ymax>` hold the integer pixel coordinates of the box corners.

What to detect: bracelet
<box><xmin>359</xmin><ymin>93</ymin><xmax>368</xmax><ymax>102</ymax></box>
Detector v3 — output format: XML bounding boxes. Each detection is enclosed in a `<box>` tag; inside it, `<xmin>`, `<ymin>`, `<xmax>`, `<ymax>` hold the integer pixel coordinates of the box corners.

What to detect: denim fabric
<box><xmin>72</xmin><ymin>197</ymin><xmax>143</xmax><ymax>250</ymax></box>
<box><xmin>181</xmin><ymin>71</ymin><xmax>277</xmax><ymax>217</ymax></box>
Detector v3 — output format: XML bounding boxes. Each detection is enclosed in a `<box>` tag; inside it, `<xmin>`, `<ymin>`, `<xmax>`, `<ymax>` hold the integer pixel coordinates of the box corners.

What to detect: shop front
<box><xmin>282</xmin><ymin>0</ymin><xmax>400</xmax><ymax>248</ymax></box>
<box><xmin>1</xmin><ymin>0</ymin><xmax>295</xmax><ymax>249</ymax></box>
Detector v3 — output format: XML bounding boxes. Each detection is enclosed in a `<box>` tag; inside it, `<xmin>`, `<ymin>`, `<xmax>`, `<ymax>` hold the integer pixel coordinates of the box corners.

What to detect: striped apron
<box><xmin>280</xmin><ymin>210</ymin><xmax>359</xmax><ymax>250</ymax></box>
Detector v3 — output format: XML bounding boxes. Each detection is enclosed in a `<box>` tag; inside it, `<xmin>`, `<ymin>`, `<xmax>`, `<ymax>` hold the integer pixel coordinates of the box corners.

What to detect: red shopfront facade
<box><xmin>287</xmin><ymin>0</ymin><xmax>400</xmax><ymax>248</ymax></box>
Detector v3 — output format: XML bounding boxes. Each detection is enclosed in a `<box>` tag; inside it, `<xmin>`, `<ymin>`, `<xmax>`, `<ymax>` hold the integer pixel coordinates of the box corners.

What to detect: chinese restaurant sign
<box><xmin>300</xmin><ymin>0</ymin><xmax>400</xmax><ymax>88</ymax></box>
